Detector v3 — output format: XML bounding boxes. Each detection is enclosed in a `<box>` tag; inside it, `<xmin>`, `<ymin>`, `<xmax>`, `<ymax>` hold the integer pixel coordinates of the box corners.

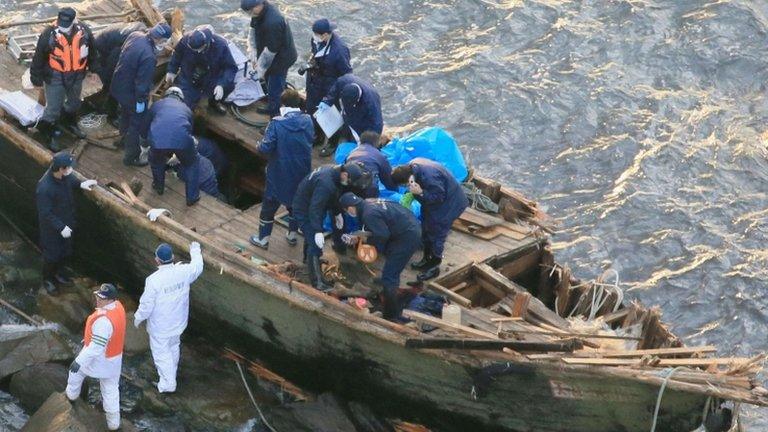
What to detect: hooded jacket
<box><xmin>409</xmin><ymin>157</ymin><xmax>469</xmax><ymax>226</ymax></box>
<box><xmin>248</xmin><ymin>1</ymin><xmax>297</xmax><ymax>76</ymax></box>
<box><xmin>110</xmin><ymin>30</ymin><xmax>157</xmax><ymax>105</ymax></box>
<box><xmin>259</xmin><ymin>110</ymin><xmax>314</xmax><ymax>206</ymax></box>
<box><xmin>322</xmin><ymin>74</ymin><xmax>383</xmax><ymax>135</ymax></box>
<box><xmin>30</xmin><ymin>21</ymin><xmax>100</xmax><ymax>86</ymax></box>
<box><xmin>357</xmin><ymin>199</ymin><xmax>421</xmax><ymax>254</ymax></box>
<box><xmin>144</xmin><ymin>97</ymin><xmax>195</xmax><ymax>150</ymax></box>
<box><xmin>94</xmin><ymin>22</ymin><xmax>147</xmax><ymax>86</ymax></box>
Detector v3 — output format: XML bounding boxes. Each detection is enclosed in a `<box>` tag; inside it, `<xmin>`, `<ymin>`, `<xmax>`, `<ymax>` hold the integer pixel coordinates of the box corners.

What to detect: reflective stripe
<box><xmin>83</xmin><ymin>301</ymin><xmax>126</xmax><ymax>359</ymax></box>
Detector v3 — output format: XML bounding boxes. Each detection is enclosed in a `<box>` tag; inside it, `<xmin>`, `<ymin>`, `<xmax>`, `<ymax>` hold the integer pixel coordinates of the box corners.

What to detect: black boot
<box><xmin>331</xmin><ymin>241</ymin><xmax>346</xmax><ymax>256</ymax></box>
<box><xmin>37</xmin><ymin>120</ymin><xmax>62</xmax><ymax>151</ymax></box>
<box><xmin>417</xmin><ymin>258</ymin><xmax>442</xmax><ymax>282</ymax></box>
<box><xmin>61</xmin><ymin>112</ymin><xmax>86</xmax><ymax>139</ymax></box>
<box><xmin>308</xmin><ymin>255</ymin><xmax>333</xmax><ymax>292</ymax></box>
<box><xmin>411</xmin><ymin>248</ymin><xmax>435</xmax><ymax>270</ymax></box>
<box><xmin>152</xmin><ymin>182</ymin><xmax>164</xmax><ymax>195</ymax></box>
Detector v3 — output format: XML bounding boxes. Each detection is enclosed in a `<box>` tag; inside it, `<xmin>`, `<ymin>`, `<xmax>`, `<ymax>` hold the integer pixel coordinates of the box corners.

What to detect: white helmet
<box><xmin>165</xmin><ymin>86</ymin><xmax>184</xmax><ymax>100</ymax></box>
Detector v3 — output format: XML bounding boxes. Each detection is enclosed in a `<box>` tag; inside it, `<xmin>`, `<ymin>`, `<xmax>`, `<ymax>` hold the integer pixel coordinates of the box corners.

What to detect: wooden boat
<box><xmin>0</xmin><ymin>2</ymin><xmax>765</xmax><ymax>431</ymax></box>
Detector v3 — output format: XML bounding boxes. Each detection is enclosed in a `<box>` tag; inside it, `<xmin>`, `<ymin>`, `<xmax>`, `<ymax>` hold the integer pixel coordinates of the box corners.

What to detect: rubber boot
<box><xmin>382</xmin><ymin>286</ymin><xmax>400</xmax><ymax>321</ymax></box>
<box><xmin>61</xmin><ymin>111</ymin><xmax>86</xmax><ymax>139</ymax></box>
<box><xmin>308</xmin><ymin>255</ymin><xmax>333</xmax><ymax>292</ymax></box>
<box><xmin>37</xmin><ymin>120</ymin><xmax>62</xmax><ymax>152</ymax></box>
<box><xmin>417</xmin><ymin>257</ymin><xmax>442</xmax><ymax>282</ymax></box>
<box><xmin>411</xmin><ymin>247</ymin><xmax>434</xmax><ymax>270</ymax></box>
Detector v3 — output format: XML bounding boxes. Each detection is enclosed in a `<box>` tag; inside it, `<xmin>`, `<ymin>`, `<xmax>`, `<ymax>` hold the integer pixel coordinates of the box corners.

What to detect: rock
<box><xmin>269</xmin><ymin>393</ymin><xmax>358</xmax><ymax>432</ymax></box>
<box><xmin>21</xmin><ymin>392</ymin><xmax>138</xmax><ymax>432</ymax></box>
<box><xmin>347</xmin><ymin>401</ymin><xmax>390</xmax><ymax>432</ymax></box>
<box><xmin>123</xmin><ymin>312</ymin><xmax>149</xmax><ymax>353</ymax></box>
<box><xmin>37</xmin><ymin>291</ymin><xmax>90</xmax><ymax>333</ymax></box>
<box><xmin>9</xmin><ymin>363</ymin><xmax>68</xmax><ymax>412</ymax></box>
<box><xmin>0</xmin><ymin>325</ymin><xmax>73</xmax><ymax>379</ymax></box>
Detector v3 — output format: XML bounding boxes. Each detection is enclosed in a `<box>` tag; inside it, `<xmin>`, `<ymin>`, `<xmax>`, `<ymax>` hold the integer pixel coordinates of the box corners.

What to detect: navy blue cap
<box><xmin>94</xmin><ymin>283</ymin><xmax>118</xmax><ymax>300</ymax></box>
<box><xmin>150</xmin><ymin>22</ymin><xmax>172</xmax><ymax>40</ymax></box>
<box><xmin>57</xmin><ymin>7</ymin><xmax>76</xmax><ymax>28</ymax></box>
<box><xmin>241</xmin><ymin>0</ymin><xmax>265</xmax><ymax>11</ymax></box>
<box><xmin>155</xmin><ymin>243</ymin><xmax>174</xmax><ymax>263</ymax></box>
<box><xmin>341</xmin><ymin>83</ymin><xmax>362</xmax><ymax>108</ymax></box>
<box><xmin>187</xmin><ymin>26</ymin><xmax>210</xmax><ymax>51</ymax></box>
<box><xmin>51</xmin><ymin>151</ymin><xmax>74</xmax><ymax>170</ymax></box>
<box><xmin>339</xmin><ymin>192</ymin><xmax>363</xmax><ymax>208</ymax></box>
<box><xmin>342</xmin><ymin>161</ymin><xmax>368</xmax><ymax>183</ymax></box>
<box><xmin>312</xmin><ymin>18</ymin><xmax>336</xmax><ymax>35</ymax></box>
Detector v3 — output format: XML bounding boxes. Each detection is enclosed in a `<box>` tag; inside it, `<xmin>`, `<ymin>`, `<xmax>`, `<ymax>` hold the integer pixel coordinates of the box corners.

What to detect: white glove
<box><xmin>213</xmin><ymin>85</ymin><xmax>224</xmax><ymax>101</ymax></box>
<box><xmin>146</xmin><ymin>208</ymin><xmax>170</xmax><ymax>222</ymax></box>
<box><xmin>190</xmin><ymin>241</ymin><xmax>201</xmax><ymax>251</ymax></box>
<box><xmin>334</xmin><ymin>214</ymin><xmax>344</xmax><ymax>230</ymax></box>
<box><xmin>79</xmin><ymin>179</ymin><xmax>97</xmax><ymax>190</ymax></box>
<box><xmin>61</xmin><ymin>226</ymin><xmax>72</xmax><ymax>238</ymax></box>
<box><xmin>164</xmin><ymin>72</ymin><xmax>176</xmax><ymax>84</ymax></box>
<box><xmin>133</xmin><ymin>318</ymin><xmax>141</xmax><ymax>329</ymax></box>
<box><xmin>341</xmin><ymin>234</ymin><xmax>357</xmax><ymax>246</ymax></box>
<box><xmin>167</xmin><ymin>154</ymin><xmax>180</xmax><ymax>166</ymax></box>
<box><xmin>314</xmin><ymin>233</ymin><xmax>325</xmax><ymax>249</ymax></box>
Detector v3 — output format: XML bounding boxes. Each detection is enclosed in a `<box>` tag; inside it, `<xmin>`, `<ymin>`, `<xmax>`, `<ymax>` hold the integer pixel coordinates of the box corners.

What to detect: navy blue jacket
<box><xmin>357</xmin><ymin>199</ymin><xmax>420</xmax><ymax>254</ymax></box>
<box><xmin>305</xmin><ymin>33</ymin><xmax>352</xmax><ymax>110</ymax></box>
<box><xmin>36</xmin><ymin>170</ymin><xmax>79</xmax><ymax>261</ymax></box>
<box><xmin>259</xmin><ymin>110</ymin><xmax>314</xmax><ymax>206</ymax></box>
<box><xmin>346</xmin><ymin>143</ymin><xmax>396</xmax><ymax>197</ymax></box>
<box><xmin>30</xmin><ymin>22</ymin><xmax>99</xmax><ymax>86</ymax></box>
<box><xmin>110</xmin><ymin>31</ymin><xmax>157</xmax><ymax>106</ymax></box>
<box><xmin>249</xmin><ymin>2</ymin><xmax>297</xmax><ymax>76</ymax></box>
<box><xmin>178</xmin><ymin>154</ymin><xmax>220</xmax><ymax>197</ymax></box>
<box><xmin>196</xmin><ymin>136</ymin><xmax>229</xmax><ymax>177</ymax></box>
<box><xmin>169</xmin><ymin>29</ymin><xmax>237</xmax><ymax>92</ymax></box>
<box><xmin>409</xmin><ymin>157</ymin><xmax>469</xmax><ymax>226</ymax></box>
<box><xmin>292</xmin><ymin>166</ymin><xmax>343</xmax><ymax>233</ymax></box>
<box><xmin>94</xmin><ymin>22</ymin><xmax>146</xmax><ymax>86</ymax></box>
<box><xmin>322</xmin><ymin>74</ymin><xmax>383</xmax><ymax>134</ymax></box>
<box><xmin>144</xmin><ymin>97</ymin><xmax>194</xmax><ymax>150</ymax></box>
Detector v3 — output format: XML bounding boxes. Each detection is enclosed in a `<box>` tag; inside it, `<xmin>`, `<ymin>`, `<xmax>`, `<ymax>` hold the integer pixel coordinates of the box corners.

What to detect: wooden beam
<box><xmin>405</xmin><ymin>337</ymin><xmax>583</xmax><ymax>352</ymax></box>
<box><xmin>426</xmin><ymin>281</ymin><xmax>471</xmax><ymax>308</ymax></box>
<box><xmin>402</xmin><ymin>310</ymin><xmax>497</xmax><ymax>339</ymax></box>
<box><xmin>561</xmin><ymin>357</ymin><xmax>750</xmax><ymax>367</ymax></box>
<box><xmin>593</xmin><ymin>346</ymin><xmax>717</xmax><ymax>358</ymax></box>
<box><xmin>0</xmin><ymin>10</ymin><xmax>136</xmax><ymax>29</ymax></box>
<box><xmin>474</xmin><ymin>263</ymin><xmax>570</xmax><ymax>329</ymax></box>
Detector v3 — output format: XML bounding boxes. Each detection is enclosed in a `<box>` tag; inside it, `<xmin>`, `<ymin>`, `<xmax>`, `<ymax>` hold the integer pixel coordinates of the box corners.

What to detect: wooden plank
<box><xmin>490</xmin><ymin>317</ymin><xmax>523</xmax><ymax>322</ymax></box>
<box><xmin>493</xmin><ymin>248</ymin><xmax>541</xmax><ymax>280</ymax></box>
<box><xmin>561</xmin><ymin>357</ymin><xmax>751</xmax><ymax>367</ymax></box>
<box><xmin>458</xmin><ymin>207</ymin><xmax>502</xmax><ymax>228</ymax></box>
<box><xmin>426</xmin><ymin>281</ymin><xmax>472</xmax><ymax>308</ymax></box>
<box><xmin>590</xmin><ymin>346</ymin><xmax>718</xmax><ymax>358</ymax></box>
<box><xmin>448</xmin><ymin>282</ymin><xmax>468</xmax><ymax>292</ymax></box>
<box><xmin>451</xmin><ymin>220</ymin><xmax>500</xmax><ymax>239</ymax></box>
<box><xmin>402</xmin><ymin>310</ymin><xmax>497</xmax><ymax>339</ymax></box>
<box><xmin>404</xmin><ymin>337</ymin><xmax>583</xmax><ymax>352</ymax></box>
<box><xmin>474</xmin><ymin>263</ymin><xmax>570</xmax><ymax>329</ymax></box>
<box><xmin>510</xmin><ymin>292</ymin><xmax>531</xmax><ymax>319</ymax></box>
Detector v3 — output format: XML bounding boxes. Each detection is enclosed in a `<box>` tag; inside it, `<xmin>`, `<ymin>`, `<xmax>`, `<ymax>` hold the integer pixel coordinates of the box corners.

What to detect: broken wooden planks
<box><xmin>561</xmin><ymin>357</ymin><xmax>751</xmax><ymax>367</ymax></box>
<box><xmin>405</xmin><ymin>337</ymin><xmax>583</xmax><ymax>352</ymax></box>
<box><xmin>587</xmin><ymin>346</ymin><xmax>717</xmax><ymax>358</ymax></box>
<box><xmin>402</xmin><ymin>310</ymin><xmax>497</xmax><ymax>339</ymax></box>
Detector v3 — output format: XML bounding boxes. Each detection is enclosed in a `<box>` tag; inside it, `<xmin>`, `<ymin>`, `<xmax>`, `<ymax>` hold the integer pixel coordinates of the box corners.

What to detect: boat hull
<box><xmin>0</xmin><ymin>128</ymin><xmax>707</xmax><ymax>432</ymax></box>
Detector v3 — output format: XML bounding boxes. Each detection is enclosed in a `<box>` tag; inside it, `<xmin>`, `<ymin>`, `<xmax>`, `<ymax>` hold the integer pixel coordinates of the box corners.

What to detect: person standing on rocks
<box><xmin>66</xmin><ymin>283</ymin><xmax>126</xmax><ymax>431</ymax></box>
<box><xmin>35</xmin><ymin>151</ymin><xmax>98</xmax><ymax>294</ymax></box>
<box><xmin>134</xmin><ymin>241</ymin><xmax>204</xmax><ymax>394</ymax></box>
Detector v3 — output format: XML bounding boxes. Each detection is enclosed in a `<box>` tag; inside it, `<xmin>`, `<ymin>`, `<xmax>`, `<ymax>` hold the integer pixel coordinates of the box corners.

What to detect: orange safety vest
<box><xmin>84</xmin><ymin>300</ymin><xmax>126</xmax><ymax>359</ymax></box>
<box><xmin>48</xmin><ymin>24</ymin><xmax>88</xmax><ymax>73</ymax></box>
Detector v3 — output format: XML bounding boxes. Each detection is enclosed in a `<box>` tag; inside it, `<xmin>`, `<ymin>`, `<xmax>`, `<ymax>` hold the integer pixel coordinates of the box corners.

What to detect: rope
<box><xmin>234</xmin><ymin>360</ymin><xmax>278</xmax><ymax>432</ymax></box>
<box><xmin>230</xmin><ymin>104</ymin><xmax>269</xmax><ymax>128</ymax></box>
<box><xmin>650</xmin><ymin>367</ymin><xmax>685</xmax><ymax>432</ymax></box>
<box><xmin>78</xmin><ymin>113</ymin><xmax>105</xmax><ymax>129</ymax></box>
<box><xmin>461</xmin><ymin>182</ymin><xmax>499</xmax><ymax>213</ymax></box>
<box><xmin>567</xmin><ymin>269</ymin><xmax>623</xmax><ymax>320</ymax></box>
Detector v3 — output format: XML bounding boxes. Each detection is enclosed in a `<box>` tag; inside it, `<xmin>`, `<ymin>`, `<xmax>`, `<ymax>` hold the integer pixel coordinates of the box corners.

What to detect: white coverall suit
<box><xmin>134</xmin><ymin>241</ymin><xmax>203</xmax><ymax>393</ymax></box>
<box><xmin>66</xmin><ymin>300</ymin><xmax>125</xmax><ymax>430</ymax></box>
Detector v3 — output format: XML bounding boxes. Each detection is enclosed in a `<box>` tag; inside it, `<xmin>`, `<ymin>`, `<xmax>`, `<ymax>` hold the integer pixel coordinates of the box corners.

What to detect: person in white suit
<box><xmin>134</xmin><ymin>241</ymin><xmax>203</xmax><ymax>393</ymax></box>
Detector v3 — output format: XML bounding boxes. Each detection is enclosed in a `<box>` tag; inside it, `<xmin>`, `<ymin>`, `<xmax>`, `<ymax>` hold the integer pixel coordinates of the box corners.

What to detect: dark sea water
<box><xmin>2</xmin><ymin>0</ymin><xmax>768</xmax><ymax>429</ymax></box>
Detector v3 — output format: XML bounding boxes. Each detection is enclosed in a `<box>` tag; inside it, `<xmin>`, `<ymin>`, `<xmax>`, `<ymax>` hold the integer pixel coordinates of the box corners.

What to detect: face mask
<box><xmin>340</xmin><ymin>177</ymin><xmax>349</xmax><ymax>186</ymax></box>
<box><xmin>57</xmin><ymin>24</ymin><xmax>73</xmax><ymax>33</ymax></box>
<box><xmin>155</xmin><ymin>42</ymin><xmax>167</xmax><ymax>53</ymax></box>
<box><xmin>312</xmin><ymin>34</ymin><xmax>323</xmax><ymax>44</ymax></box>
<box><xmin>63</xmin><ymin>167</ymin><xmax>74</xmax><ymax>176</ymax></box>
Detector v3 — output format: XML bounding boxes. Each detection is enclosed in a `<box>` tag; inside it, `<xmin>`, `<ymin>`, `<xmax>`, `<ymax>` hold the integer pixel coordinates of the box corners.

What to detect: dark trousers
<box><xmin>258</xmin><ymin>195</ymin><xmax>297</xmax><ymax>239</ymax></box>
<box><xmin>380</xmin><ymin>231</ymin><xmax>420</xmax><ymax>319</ymax></box>
<box><xmin>295</xmin><ymin>212</ymin><xmax>343</xmax><ymax>260</ymax></box>
<box><xmin>119</xmin><ymin>104</ymin><xmax>147</xmax><ymax>164</ymax></box>
<box><xmin>150</xmin><ymin>147</ymin><xmax>200</xmax><ymax>202</ymax></box>
<box><xmin>178</xmin><ymin>78</ymin><xmax>235</xmax><ymax>109</ymax></box>
<box><xmin>422</xmin><ymin>212</ymin><xmax>453</xmax><ymax>258</ymax></box>
<box><xmin>42</xmin><ymin>260</ymin><xmax>65</xmax><ymax>283</ymax></box>
<box><xmin>265</xmin><ymin>73</ymin><xmax>287</xmax><ymax>117</ymax></box>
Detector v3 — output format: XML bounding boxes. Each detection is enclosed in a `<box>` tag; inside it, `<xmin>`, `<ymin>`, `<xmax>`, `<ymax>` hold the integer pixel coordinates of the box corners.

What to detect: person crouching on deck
<box><xmin>249</xmin><ymin>88</ymin><xmax>314</xmax><ymax>250</ymax></box>
<box><xmin>30</xmin><ymin>7</ymin><xmax>100</xmax><ymax>151</ymax></box>
<box><xmin>134</xmin><ymin>242</ymin><xmax>203</xmax><ymax>394</ymax></box>
<box><xmin>66</xmin><ymin>283</ymin><xmax>126</xmax><ymax>431</ymax></box>
<box><xmin>391</xmin><ymin>158</ymin><xmax>469</xmax><ymax>282</ymax></box>
<box><xmin>344</xmin><ymin>130</ymin><xmax>397</xmax><ymax>198</ymax></box>
<box><xmin>339</xmin><ymin>192</ymin><xmax>421</xmax><ymax>321</ymax></box>
<box><xmin>144</xmin><ymin>86</ymin><xmax>201</xmax><ymax>206</ymax></box>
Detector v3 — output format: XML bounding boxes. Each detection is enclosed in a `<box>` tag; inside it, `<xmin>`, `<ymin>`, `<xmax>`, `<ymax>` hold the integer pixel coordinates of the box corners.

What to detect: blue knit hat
<box><xmin>51</xmin><ymin>151</ymin><xmax>74</xmax><ymax>170</ymax></box>
<box><xmin>339</xmin><ymin>192</ymin><xmax>363</xmax><ymax>209</ymax></box>
<box><xmin>312</xmin><ymin>18</ymin><xmax>336</xmax><ymax>35</ymax></box>
<box><xmin>241</xmin><ymin>0</ymin><xmax>265</xmax><ymax>11</ymax></box>
<box><xmin>155</xmin><ymin>243</ymin><xmax>174</xmax><ymax>264</ymax></box>
<box><xmin>149</xmin><ymin>22</ymin><xmax>172</xmax><ymax>40</ymax></box>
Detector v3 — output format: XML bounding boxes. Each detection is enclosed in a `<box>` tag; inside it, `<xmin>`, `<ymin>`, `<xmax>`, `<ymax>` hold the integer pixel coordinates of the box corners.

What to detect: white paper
<box><xmin>0</xmin><ymin>91</ymin><xmax>43</xmax><ymax>126</ymax></box>
<box><xmin>313</xmin><ymin>105</ymin><xmax>344</xmax><ymax>137</ymax></box>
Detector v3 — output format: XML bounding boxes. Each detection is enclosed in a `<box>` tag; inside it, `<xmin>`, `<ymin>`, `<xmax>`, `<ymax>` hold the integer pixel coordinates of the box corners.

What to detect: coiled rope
<box><xmin>461</xmin><ymin>182</ymin><xmax>499</xmax><ymax>213</ymax></box>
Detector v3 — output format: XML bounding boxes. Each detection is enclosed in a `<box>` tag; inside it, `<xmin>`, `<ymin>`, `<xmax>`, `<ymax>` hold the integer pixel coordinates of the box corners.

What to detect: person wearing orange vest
<box><xmin>66</xmin><ymin>283</ymin><xmax>126</xmax><ymax>431</ymax></box>
<box><xmin>30</xmin><ymin>7</ymin><xmax>100</xmax><ymax>151</ymax></box>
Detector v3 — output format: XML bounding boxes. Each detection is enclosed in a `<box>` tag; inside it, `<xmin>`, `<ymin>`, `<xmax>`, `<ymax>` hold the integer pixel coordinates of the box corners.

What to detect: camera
<box><xmin>297</xmin><ymin>58</ymin><xmax>317</xmax><ymax>76</ymax></box>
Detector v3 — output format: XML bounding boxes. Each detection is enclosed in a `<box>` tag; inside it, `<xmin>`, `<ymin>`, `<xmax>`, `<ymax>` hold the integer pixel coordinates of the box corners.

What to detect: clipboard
<box><xmin>313</xmin><ymin>105</ymin><xmax>344</xmax><ymax>137</ymax></box>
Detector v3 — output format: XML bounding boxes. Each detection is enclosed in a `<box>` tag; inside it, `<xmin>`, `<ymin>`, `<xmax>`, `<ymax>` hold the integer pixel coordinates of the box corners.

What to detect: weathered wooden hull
<box><xmin>0</xmin><ymin>125</ymin><xmax>707</xmax><ymax>432</ymax></box>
